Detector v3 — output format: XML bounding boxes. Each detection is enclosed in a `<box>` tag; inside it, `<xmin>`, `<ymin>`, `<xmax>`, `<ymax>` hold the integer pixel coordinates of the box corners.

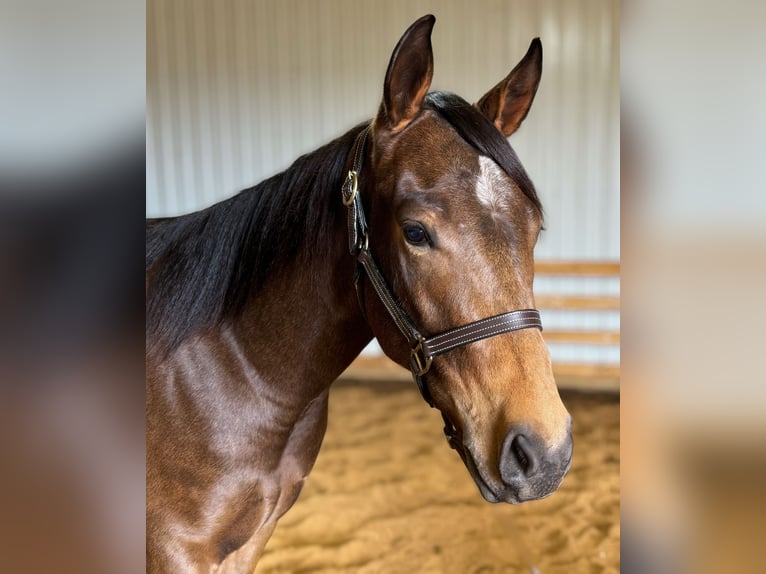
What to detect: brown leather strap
<box><xmin>357</xmin><ymin>247</ymin><xmax>423</xmax><ymax>347</ymax></box>
<box><xmin>342</xmin><ymin>126</ymin><xmax>371</xmax><ymax>254</ymax></box>
<box><xmin>422</xmin><ymin>310</ymin><xmax>542</xmax><ymax>359</ymax></box>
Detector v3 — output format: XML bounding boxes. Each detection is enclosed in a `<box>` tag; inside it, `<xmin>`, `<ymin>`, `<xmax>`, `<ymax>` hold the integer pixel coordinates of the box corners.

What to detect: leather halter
<box><xmin>342</xmin><ymin>126</ymin><xmax>543</xmax><ymax>432</ymax></box>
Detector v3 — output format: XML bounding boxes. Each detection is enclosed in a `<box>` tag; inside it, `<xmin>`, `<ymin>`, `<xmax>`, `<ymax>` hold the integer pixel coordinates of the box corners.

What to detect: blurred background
<box><xmin>1</xmin><ymin>1</ymin><xmax>145</xmax><ymax>573</ymax></box>
<box><xmin>622</xmin><ymin>1</ymin><xmax>766</xmax><ymax>572</ymax></box>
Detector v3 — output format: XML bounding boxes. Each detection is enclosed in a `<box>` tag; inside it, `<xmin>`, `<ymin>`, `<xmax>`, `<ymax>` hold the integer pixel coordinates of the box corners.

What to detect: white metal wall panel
<box><xmin>147</xmin><ymin>0</ymin><xmax>620</xmax><ymax>365</ymax></box>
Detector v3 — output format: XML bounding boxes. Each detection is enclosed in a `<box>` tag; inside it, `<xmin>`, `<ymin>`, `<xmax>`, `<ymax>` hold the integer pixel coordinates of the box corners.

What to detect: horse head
<box><xmin>360</xmin><ymin>15</ymin><xmax>572</xmax><ymax>504</ymax></box>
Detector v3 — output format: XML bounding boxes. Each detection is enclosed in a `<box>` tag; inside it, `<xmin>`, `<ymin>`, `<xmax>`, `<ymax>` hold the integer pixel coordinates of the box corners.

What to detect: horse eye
<box><xmin>402</xmin><ymin>224</ymin><xmax>429</xmax><ymax>246</ymax></box>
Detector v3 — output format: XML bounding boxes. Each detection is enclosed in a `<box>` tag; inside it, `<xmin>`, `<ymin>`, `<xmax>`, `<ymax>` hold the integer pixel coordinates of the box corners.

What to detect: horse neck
<box><xmin>229</xmin><ymin>181</ymin><xmax>373</xmax><ymax>403</ymax></box>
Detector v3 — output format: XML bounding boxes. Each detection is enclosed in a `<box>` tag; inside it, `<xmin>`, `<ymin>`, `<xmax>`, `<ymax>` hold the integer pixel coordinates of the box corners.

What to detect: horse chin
<box><xmin>452</xmin><ymin>440</ymin><xmax>517</xmax><ymax>504</ymax></box>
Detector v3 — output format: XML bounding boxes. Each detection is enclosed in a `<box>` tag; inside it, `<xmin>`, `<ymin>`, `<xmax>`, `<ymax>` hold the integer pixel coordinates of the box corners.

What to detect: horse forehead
<box><xmin>475</xmin><ymin>156</ymin><xmax>516</xmax><ymax>212</ymax></box>
<box><xmin>388</xmin><ymin>119</ymin><xmax>521</xmax><ymax>215</ymax></box>
<box><xmin>390</xmin><ymin>116</ymin><xmax>480</xmax><ymax>186</ymax></box>
<box><xmin>399</xmin><ymin>153</ymin><xmax>517</xmax><ymax>215</ymax></box>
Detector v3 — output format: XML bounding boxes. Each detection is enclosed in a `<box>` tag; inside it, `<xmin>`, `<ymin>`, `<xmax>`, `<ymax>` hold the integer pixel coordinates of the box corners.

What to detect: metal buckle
<box><xmin>410</xmin><ymin>338</ymin><xmax>433</xmax><ymax>377</ymax></box>
<box><xmin>342</xmin><ymin>170</ymin><xmax>359</xmax><ymax>206</ymax></box>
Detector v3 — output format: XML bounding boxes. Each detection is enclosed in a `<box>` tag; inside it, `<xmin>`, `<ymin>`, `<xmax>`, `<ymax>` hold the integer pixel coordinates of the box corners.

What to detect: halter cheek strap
<box><xmin>342</xmin><ymin>126</ymin><xmax>543</xmax><ymax>410</ymax></box>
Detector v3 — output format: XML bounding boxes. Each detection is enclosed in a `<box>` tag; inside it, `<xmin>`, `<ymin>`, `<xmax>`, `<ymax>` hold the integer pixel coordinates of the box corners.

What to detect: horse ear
<box><xmin>377</xmin><ymin>14</ymin><xmax>435</xmax><ymax>133</ymax></box>
<box><xmin>476</xmin><ymin>38</ymin><xmax>542</xmax><ymax>137</ymax></box>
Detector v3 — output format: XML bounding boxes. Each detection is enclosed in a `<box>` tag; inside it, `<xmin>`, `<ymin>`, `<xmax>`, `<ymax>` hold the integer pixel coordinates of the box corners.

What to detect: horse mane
<box><xmin>147</xmin><ymin>92</ymin><xmax>542</xmax><ymax>354</ymax></box>
<box><xmin>146</xmin><ymin>122</ymin><xmax>368</xmax><ymax>353</ymax></box>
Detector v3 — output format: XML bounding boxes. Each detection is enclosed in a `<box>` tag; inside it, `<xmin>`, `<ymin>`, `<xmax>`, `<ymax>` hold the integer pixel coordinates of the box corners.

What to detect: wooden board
<box><xmin>543</xmin><ymin>330</ymin><xmax>620</xmax><ymax>345</ymax></box>
<box><xmin>535</xmin><ymin>294</ymin><xmax>620</xmax><ymax>311</ymax></box>
<box><xmin>534</xmin><ymin>260</ymin><xmax>620</xmax><ymax>276</ymax></box>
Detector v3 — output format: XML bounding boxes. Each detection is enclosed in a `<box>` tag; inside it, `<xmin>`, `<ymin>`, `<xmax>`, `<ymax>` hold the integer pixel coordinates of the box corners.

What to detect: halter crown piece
<box><xmin>342</xmin><ymin>126</ymin><xmax>543</xmax><ymax>428</ymax></box>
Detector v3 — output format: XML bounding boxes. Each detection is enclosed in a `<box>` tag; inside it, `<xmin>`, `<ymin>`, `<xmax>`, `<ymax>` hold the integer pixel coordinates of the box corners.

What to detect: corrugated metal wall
<box><xmin>147</xmin><ymin>0</ymin><xmax>619</xmax><ymax>365</ymax></box>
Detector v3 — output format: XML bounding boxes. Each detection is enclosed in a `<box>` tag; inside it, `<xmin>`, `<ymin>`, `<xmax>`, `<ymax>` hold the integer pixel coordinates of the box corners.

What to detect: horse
<box><xmin>146</xmin><ymin>14</ymin><xmax>572</xmax><ymax>573</ymax></box>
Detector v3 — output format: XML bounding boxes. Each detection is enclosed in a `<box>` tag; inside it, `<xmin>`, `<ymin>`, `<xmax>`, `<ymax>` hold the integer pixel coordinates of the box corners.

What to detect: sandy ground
<box><xmin>258</xmin><ymin>381</ymin><xmax>619</xmax><ymax>574</ymax></box>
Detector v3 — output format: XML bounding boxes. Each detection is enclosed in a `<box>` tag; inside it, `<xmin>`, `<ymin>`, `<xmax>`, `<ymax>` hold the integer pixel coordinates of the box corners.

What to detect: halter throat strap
<box><xmin>342</xmin><ymin>126</ymin><xmax>543</xmax><ymax>408</ymax></box>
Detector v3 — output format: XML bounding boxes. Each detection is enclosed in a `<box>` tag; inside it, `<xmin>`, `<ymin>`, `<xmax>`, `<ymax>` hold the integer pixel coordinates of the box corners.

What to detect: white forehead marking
<box><xmin>475</xmin><ymin>156</ymin><xmax>511</xmax><ymax>213</ymax></box>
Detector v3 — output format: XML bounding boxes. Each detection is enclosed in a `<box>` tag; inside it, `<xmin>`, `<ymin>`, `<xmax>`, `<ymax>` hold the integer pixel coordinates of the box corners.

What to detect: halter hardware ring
<box><xmin>410</xmin><ymin>338</ymin><xmax>433</xmax><ymax>377</ymax></box>
<box><xmin>342</xmin><ymin>170</ymin><xmax>359</xmax><ymax>206</ymax></box>
<box><xmin>353</xmin><ymin>231</ymin><xmax>369</xmax><ymax>255</ymax></box>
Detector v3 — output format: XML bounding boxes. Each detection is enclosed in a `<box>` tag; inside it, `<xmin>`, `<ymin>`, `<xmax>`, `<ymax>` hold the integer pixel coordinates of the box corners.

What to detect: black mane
<box><xmin>146</xmin><ymin>123</ymin><xmax>367</xmax><ymax>353</ymax></box>
<box><xmin>147</xmin><ymin>93</ymin><xmax>542</xmax><ymax>353</ymax></box>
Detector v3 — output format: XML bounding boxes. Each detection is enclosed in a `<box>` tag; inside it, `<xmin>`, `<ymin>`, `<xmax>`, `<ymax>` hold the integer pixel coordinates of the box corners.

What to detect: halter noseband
<box><xmin>342</xmin><ymin>126</ymin><xmax>543</xmax><ymax>436</ymax></box>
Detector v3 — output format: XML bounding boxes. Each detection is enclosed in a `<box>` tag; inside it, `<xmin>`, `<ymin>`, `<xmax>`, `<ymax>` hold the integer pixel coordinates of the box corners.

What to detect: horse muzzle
<box><xmin>497</xmin><ymin>425</ymin><xmax>573</xmax><ymax>502</ymax></box>
<box><xmin>455</xmin><ymin>424</ymin><xmax>573</xmax><ymax>504</ymax></box>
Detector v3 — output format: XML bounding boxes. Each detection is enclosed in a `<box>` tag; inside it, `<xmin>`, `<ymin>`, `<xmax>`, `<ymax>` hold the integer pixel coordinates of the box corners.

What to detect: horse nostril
<box><xmin>500</xmin><ymin>429</ymin><xmax>545</xmax><ymax>484</ymax></box>
<box><xmin>509</xmin><ymin>434</ymin><xmax>536</xmax><ymax>475</ymax></box>
<box><xmin>499</xmin><ymin>427</ymin><xmax>573</xmax><ymax>499</ymax></box>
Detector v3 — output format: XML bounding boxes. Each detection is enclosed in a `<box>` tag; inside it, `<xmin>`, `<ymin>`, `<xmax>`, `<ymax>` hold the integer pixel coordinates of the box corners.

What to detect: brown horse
<box><xmin>146</xmin><ymin>14</ymin><xmax>572</xmax><ymax>573</ymax></box>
